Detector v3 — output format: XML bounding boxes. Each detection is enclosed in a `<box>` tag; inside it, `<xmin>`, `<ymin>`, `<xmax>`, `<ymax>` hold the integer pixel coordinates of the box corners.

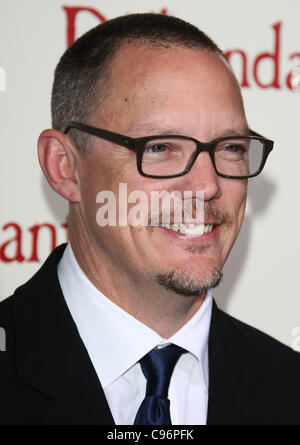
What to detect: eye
<box><xmin>142</xmin><ymin>139</ymin><xmax>186</xmax><ymax>164</ymax></box>
<box><xmin>215</xmin><ymin>139</ymin><xmax>249</xmax><ymax>157</ymax></box>
<box><xmin>223</xmin><ymin>143</ymin><xmax>247</xmax><ymax>153</ymax></box>
<box><xmin>145</xmin><ymin>144</ymin><xmax>168</xmax><ymax>153</ymax></box>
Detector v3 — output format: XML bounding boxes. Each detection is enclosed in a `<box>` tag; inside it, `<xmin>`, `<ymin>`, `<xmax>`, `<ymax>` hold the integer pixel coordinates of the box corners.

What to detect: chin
<box><xmin>155</xmin><ymin>265</ymin><xmax>223</xmax><ymax>297</ymax></box>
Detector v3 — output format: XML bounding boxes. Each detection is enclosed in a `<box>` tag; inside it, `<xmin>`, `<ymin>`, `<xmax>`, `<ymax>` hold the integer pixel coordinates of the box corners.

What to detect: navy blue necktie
<box><xmin>134</xmin><ymin>344</ymin><xmax>186</xmax><ymax>425</ymax></box>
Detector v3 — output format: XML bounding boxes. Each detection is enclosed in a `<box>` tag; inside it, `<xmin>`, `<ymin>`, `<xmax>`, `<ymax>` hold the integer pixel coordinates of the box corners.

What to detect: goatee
<box><xmin>155</xmin><ymin>268</ymin><xmax>223</xmax><ymax>297</ymax></box>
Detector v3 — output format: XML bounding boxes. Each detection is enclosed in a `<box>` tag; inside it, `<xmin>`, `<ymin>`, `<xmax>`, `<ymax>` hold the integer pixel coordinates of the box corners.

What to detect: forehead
<box><xmin>109</xmin><ymin>43</ymin><xmax>237</xmax><ymax>93</ymax></box>
<box><xmin>95</xmin><ymin>44</ymin><xmax>246</xmax><ymax>137</ymax></box>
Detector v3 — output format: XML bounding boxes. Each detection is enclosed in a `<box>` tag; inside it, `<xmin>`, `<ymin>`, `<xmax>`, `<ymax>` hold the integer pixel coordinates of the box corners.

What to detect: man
<box><xmin>0</xmin><ymin>13</ymin><xmax>300</xmax><ymax>425</ymax></box>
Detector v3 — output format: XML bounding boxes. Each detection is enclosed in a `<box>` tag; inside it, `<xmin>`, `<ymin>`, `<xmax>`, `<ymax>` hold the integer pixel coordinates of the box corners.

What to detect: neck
<box><xmin>68</xmin><ymin>211</ymin><xmax>207</xmax><ymax>338</ymax></box>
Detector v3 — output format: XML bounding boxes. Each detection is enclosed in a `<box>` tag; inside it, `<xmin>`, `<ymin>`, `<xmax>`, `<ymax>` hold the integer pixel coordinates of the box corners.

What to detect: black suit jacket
<box><xmin>1</xmin><ymin>244</ymin><xmax>300</xmax><ymax>425</ymax></box>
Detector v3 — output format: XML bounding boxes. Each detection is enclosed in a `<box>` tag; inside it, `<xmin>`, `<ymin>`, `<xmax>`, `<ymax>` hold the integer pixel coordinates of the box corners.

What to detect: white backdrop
<box><xmin>1</xmin><ymin>0</ymin><xmax>299</xmax><ymax>349</ymax></box>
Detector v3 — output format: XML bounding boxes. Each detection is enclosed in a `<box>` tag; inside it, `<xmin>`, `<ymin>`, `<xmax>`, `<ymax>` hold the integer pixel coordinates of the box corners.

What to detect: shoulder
<box><xmin>214</xmin><ymin>304</ymin><xmax>300</xmax><ymax>390</ymax></box>
<box><xmin>218</xmin><ymin>309</ymin><xmax>300</xmax><ymax>350</ymax></box>
<box><xmin>0</xmin><ymin>246</ymin><xmax>68</xmax><ymax>424</ymax></box>
<box><xmin>217</xmin><ymin>306</ymin><xmax>299</xmax><ymax>359</ymax></box>
<box><xmin>0</xmin><ymin>244</ymin><xmax>68</xmax><ymax>363</ymax></box>
<box><xmin>0</xmin><ymin>295</ymin><xmax>13</xmax><ymax>322</ymax></box>
<box><xmin>214</xmin><ymin>304</ymin><xmax>300</xmax><ymax>423</ymax></box>
<box><xmin>0</xmin><ymin>295</ymin><xmax>18</xmax><ymax>420</ymax></box>
<box><xmin>0</xmin><ymin>296</ymin><xmax>14</xmax><ymax>350</ymax></box>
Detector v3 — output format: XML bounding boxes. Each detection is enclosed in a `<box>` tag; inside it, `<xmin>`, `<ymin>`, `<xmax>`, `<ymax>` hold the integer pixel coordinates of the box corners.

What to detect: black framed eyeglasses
<box><xmin>63</xmin><ymin>121</ymin><xmax>274</xmax><ymax>179</ymax></box>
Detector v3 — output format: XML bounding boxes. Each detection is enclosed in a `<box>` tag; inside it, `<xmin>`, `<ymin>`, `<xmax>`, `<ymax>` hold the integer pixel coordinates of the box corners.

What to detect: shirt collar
<box><xmin>58</xmin><ymin>243</ymin><xmax>213</xmax><ymax>388</ymax></box>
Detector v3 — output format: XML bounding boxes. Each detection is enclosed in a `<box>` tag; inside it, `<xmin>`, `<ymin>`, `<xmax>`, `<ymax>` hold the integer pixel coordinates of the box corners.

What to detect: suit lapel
<box><xmin>13</xmin><ymin>245</ymin><xmax>115</xmax><ymax>425</ymax></box>
<box><xmin>207</xmin><ymin>301</ymin><xmax>264</xmax><ymax>425</ymax></box>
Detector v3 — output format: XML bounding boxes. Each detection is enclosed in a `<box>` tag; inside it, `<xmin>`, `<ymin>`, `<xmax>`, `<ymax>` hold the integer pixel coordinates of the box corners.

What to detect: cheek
<box><xmin>222</xmin><ymin>179</ymin><xmax>247</xmax><ymax>223</ymax></box>
<box><xmin>79</xmin><ymin>157</ymin><xmax>152</xmax><ymax>231</ymax></box>
<box><xmin>236</xmin><ymin>181</ymin><xmax>248</xmax><ymax>217</ymax></box>
<box><xmin>78</xmin><ymin>161</ymin><xmax>111</xmax><ymax>224</ymax></box>
<box><xmin>234</xmin><ymin>187</ymin><xmax>247</xmax><ymax>233</ymax></box>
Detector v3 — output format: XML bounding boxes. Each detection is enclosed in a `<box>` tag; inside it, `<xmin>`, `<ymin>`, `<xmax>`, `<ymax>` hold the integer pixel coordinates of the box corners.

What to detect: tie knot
<box><xmin>139</xmin><ymin>344</ymin><xmax>186</xmax><ymax>398</ymax></box>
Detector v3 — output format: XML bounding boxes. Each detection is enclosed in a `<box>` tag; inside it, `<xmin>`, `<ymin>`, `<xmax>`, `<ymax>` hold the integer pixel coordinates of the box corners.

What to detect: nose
<box><xmin>183</xmin><ymin>151</ymin><xmax>221</xmax><ymax>201</ymax></box>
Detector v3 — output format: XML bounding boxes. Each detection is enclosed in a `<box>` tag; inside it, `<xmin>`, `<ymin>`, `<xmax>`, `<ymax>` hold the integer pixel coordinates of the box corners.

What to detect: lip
<box><xmin>159</xmin><ymin>221</ymin><xmax>216</xmax><ymax>226</ymax></box>
<box><xmin>156</xmin><ymin>224</ymin><xmax>220</xmax><ymax>242</ymax></box>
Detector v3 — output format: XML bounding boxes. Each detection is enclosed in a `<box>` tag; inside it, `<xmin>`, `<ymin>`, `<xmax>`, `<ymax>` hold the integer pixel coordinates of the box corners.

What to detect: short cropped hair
<box><xmin>51</xmin><ymin>13</ymin><xmax>225</xmax><ymax>152</ymax></box>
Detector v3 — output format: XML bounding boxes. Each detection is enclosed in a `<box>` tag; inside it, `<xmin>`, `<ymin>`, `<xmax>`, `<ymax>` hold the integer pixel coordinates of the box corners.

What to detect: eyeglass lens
<box><xmin>141</xmin><ymin>137</ymin><xmax>264</xmax><ymax>177</ymax></box>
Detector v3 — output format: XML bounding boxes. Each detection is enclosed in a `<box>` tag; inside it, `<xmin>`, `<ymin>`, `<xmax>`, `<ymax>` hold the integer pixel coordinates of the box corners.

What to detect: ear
<box><xmin>37</xmin><ymin>129</ymin><xmax>81</xmax><ymax>203</ymax></box>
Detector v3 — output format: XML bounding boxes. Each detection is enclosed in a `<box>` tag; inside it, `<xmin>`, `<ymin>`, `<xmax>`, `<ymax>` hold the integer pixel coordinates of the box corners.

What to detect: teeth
<box><xmin>204</xmin><ymin>225</ymin><xmax>213</xmax><ymax>233</ymax></box>
<box><xmin>160</xmin><ymin>223</ymin><xmax>214</xmax><ymax>236</ymax></box>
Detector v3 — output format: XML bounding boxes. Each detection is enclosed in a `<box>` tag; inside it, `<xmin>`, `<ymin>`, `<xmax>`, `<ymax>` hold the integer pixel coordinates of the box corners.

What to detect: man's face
<box><xmin>75</xmin><ymin>45</ymin><xmax>248</xmax><ymax>297</ymax></box>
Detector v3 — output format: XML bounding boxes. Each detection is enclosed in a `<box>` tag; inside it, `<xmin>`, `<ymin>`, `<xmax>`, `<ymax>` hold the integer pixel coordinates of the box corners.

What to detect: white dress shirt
<box><xmin>57</xmin><ymin>243</ymin><xmax>213</xmax><ymax>425</ymax></box>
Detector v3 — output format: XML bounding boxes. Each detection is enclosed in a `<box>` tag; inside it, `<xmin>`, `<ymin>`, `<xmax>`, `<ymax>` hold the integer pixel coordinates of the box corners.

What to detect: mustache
<box><xmin>146</xmin><ymin>202</ymin><xmax>233</xmax><ymax>226</ymax></box>
<box><xmin>201</xmin><ymin>204</ymin><xmax>232</xmax><ymax>226</ymax></box>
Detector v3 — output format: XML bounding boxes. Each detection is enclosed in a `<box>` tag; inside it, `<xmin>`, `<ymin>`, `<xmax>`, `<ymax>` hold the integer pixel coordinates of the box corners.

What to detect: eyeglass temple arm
<box><xmin>63</xmin><ymin>122</ymin><xmax>136</xmax><ymax>150</ymax></box>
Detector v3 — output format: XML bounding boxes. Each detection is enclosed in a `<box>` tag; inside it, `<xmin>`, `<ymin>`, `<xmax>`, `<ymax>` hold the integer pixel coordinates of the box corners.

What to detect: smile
<box><xmin>159</xmin><ymin>223</ymin><xmax>214</xmax><ymax>236</ymax></box>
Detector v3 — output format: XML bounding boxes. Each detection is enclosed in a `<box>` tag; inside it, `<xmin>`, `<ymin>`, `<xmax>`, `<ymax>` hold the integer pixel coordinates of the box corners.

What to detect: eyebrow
<box><xmin>129</xmin><ymin>123</ymin><xmax>250</xmax><ymax>139</ymax></box>
<box><xmin>217</xmin><ymin>127</ymin><xmax>250</xmax><ymax>138</ymax></box>
<box><xmin>129</xmin><ymin>123</ymin><xmax>183</xmax><ymax>137</ymax></box>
